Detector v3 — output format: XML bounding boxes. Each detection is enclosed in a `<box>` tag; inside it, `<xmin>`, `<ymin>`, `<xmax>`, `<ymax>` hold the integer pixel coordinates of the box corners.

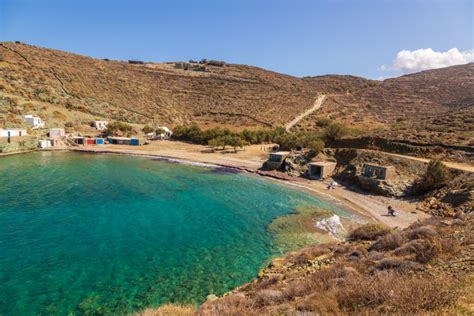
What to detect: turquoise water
<box><xmin>0</xmin><ymin>152</ymin><xmax>346</xmax><ymax>315</ymax></box>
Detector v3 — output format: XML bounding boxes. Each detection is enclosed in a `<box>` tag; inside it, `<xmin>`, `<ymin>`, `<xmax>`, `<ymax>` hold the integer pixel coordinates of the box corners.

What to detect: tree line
<box><xmin>170</xmin><ymin>122</ymin><xmax>356</xmax><ymax>153</ymax></box>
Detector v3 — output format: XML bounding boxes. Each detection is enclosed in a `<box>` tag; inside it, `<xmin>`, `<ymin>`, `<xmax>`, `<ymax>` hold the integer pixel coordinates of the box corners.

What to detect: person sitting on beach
<box><xmin>327</xmin><ymin>180</ymin><xmax>338</xmax><ymax>190</ymax></box>
<box><xmin>387</xmin><ymin>205</ymin><xmax>396</xmax><ymax>216</ymax></box>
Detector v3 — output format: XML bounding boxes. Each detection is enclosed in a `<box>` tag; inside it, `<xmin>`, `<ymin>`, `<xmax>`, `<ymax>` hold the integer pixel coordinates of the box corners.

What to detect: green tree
<box><xmin>207</xmin><ymin>138</ymin><xmax>219</xmax><ymax>151</ymax></box>
<box><xmin>324</xmin><ymin>123</ymin><xmax>348</xmax><ymax>141</ymax></box>
<box><xmin>105</xmin><ymin>121</ymin><xmax>132</xmax><ymax>135</ymax></box>
<box><xmin>229</xmin><ymin>136</ymin><xmax>244</xmax><ymax>151</ymax></box>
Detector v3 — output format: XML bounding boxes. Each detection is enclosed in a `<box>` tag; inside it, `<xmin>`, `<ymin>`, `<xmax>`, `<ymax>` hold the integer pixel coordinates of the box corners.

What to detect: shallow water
<box><xmin>0</xmin><ymin>152</ymin><xmax>347</xmax><ymax>315</ymax></box>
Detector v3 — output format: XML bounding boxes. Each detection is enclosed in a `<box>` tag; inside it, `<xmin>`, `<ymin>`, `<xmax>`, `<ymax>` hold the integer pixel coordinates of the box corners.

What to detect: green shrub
<box><xmin>324</xmin><ymin>123</ymin><xmax>349</xmax><ymax>141</ymax></box>
<box><xmin>417</xmin><ymin>159</ymin><xmax>449</xmax><ymax>192</ymax></box>
<box><xmin>105</xmin><ymin>121</ymin><xmax>132</xmax><ymax>135</ymax></box>
<box><xmin>316</xmin><ymin>117</ymin><xmax>331</xmax><ymax>127</ymax></box>
<box><xmin>142</xmin><ymin>125</ymin><xmax>154</xmax><ymax>134</ymax></box>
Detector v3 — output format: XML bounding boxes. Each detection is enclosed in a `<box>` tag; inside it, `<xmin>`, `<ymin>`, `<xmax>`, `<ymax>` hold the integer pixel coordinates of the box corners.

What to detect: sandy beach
<box><xmin>70</xmin><ymin>140</ymin><xmax>427</xmax><ymax>229</ymax></box>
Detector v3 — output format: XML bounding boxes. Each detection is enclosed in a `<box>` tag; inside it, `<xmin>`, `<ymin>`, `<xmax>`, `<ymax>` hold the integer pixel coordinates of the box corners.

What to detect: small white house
<box><xmin>48</xmin><ymin>128</ymin><xmax>65</xmax><ymax>139</ymax></box>
<box><xmin>0</xmin><ymin>128</ymin><xmax>27</xmax><ymax>137</ymax></box>
<box><xmin>94</xmin><ymin>121</ymin><xmax>108</xmax><ymax>131</ymax></box>
<box><xmin>38</xmin><ymin>139</ymin><xmax>51</xmax><ymax>148</ymax></box>
<box><xmin>157</xmin><ymin>126</ymin><xmax>173</xmax><ymax>139</ymax></box>
<box><xmin>24</xmin><ymin>115</ymin><xmax>44</xmax><ymax>129</ymax></box>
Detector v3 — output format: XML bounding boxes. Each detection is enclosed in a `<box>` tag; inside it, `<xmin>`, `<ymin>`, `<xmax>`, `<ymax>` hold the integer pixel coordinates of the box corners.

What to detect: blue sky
<box><xmin>0</xmin><ymin>0</ymin><xmax>472</xmax><ymax>78</ymax></box>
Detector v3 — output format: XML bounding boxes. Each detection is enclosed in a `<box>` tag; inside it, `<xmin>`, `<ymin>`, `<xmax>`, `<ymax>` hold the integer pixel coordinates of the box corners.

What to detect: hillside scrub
<box><xmin>416</xmin><ymin>159</ymin><xmax>449</xmax><ymax>193</ymax></box>
<box><xmin>141</xmin><ymin>214</ymin><xmax>472</xmax><ymax>315</ymax></box>
<box><xmin>104</xmin><ymin>121</ymin><xmax>133</xmax><ymax>135</ymax></box>
<box><xmin>323</xmin><ymin>123</ymin><xmax>349</xmax><ymax>141</ymax></box>
<box><xmin>347</xmin><ymin>223</ymin><xmax>392</xmax><ymax>241</ymax></box>
<box><xmin>142</xmin><ymin>125</ymin><xmax>154</xmax><ymax>134</ymax></box>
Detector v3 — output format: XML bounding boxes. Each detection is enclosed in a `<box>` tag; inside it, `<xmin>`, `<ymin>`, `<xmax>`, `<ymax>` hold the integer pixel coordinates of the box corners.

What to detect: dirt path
<box><xmin>285</xmin><ymin>94</ymin><xmax>326</xmax><ymax>131</ymax></box>
<box><xmin>377</xmin><ymin>151</ymin><xmax>474</xmax><ymax>173</ymax></box>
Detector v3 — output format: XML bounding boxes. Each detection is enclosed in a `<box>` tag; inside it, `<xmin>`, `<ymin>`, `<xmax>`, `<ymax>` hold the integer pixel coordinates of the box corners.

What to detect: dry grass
<box><xmin>369</xmin><ymin>232</ymin><xmax>405</xmax><ymax>251</ymax></box>
<box><xmin>337</xmin><ymin>271</ymin><xmax>460</xmax><ymax>314</ymax></box>
<box><xmin>138</xmin><ymin>304</ymin><xmax>196</xmax><ymax>316</ymax></box>
<box><xmin>393</xmin><ymin>239</ymin><xmax>440</xmax><ymax>263</ymax></box>
<box><xmin>1</xmin><ymin>42</ymin><xmax>473</xmax><ymax>148</ymax></box>
<box><xmin>196</xmin><ymin>214</ymin><xmax>473</xmax><ymax>315</ymax></box>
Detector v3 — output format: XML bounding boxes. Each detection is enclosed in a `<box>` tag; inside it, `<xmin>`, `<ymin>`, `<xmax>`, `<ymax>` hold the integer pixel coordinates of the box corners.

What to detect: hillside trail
<box><xmin>370</xmin><ymin>150</ymin><xmax>474</xmax><ymax>173</ymax></box>
<box><xmin>285</xmin><ymin>94</ymin><xmax>326</xmax><ymax>131</ymax></box>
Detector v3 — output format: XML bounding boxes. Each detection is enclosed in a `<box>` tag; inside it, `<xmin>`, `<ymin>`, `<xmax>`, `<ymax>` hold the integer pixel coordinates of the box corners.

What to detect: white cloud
<box><xmin>382</xmin><ymin>48</ymin><xmax>474</xmax><ymax>74</ymax></box>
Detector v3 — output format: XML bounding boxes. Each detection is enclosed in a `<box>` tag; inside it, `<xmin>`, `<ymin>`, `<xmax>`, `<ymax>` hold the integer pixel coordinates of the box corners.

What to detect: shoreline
<box><xmin>3</xmin><ymin>146</ymin><xmax>426</xmax><ymax>228</ymax></box>
<box><xmin>0</xmin><ymin>149</ymin><xmax>36</xmax><ymax>157</ymax></box>
<box><xmin>70</xmin><ymin>148</ymin><xmax>372</xmax><ymax>217</ymax></box>
<box><xmin>2</xmin><ymin>146</ymin><xmax>430</xmax><ymax>313</ymax></box>
<box><xmin>68</xmin><ymin>146</ymin><xmax>426</xmax><ymax>228</ymax></box>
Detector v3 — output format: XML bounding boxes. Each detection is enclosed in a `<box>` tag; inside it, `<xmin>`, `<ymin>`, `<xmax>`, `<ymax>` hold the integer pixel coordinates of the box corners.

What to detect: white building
<box><xmin>48</xmin><ymin>128</ymin><xmax>65</xmax><ymax>139</ymax></box>
<box><xmin>157</xmin><ymin>126</ymin><xmax>173</xmax><ymax>139</ymax></box>
<box><xmin>24</xmin><ymin>115</ymin><xmax>44</xmax><ymax>129</ymax></box>
<box><xmin>94</xmin><ymin>121</ymin><xmax>108</xmax><ymax>131</ymax></box>
<box><xmin>38</xmin><ymin>140</ymin><xmax>51</xmax><ymax>148</ymax></box>
<box><xmin>0</xmin><ymin>128</ymin><xmax>27</xmax><ymax>137</ymax></box>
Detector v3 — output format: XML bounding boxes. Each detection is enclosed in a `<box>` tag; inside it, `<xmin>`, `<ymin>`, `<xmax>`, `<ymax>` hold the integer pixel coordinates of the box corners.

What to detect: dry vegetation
<box><xmin>140</xmin><ymin>214</ymin><xmax>473</xmax><ymax>315</ymax></box>
<box><xmin>0</xmin><ymin>42</ymin><xmax>321</xmax><ymax>129</ymax></box>
<box><xmin>297</xmin><ymin>64</ymin><xmax>474</xmax><ymax>147</ymax></box>
<box><xmin>1</xmin><ymin>42</ymin><xmax>472</xmax><ymax>149</ymax></box>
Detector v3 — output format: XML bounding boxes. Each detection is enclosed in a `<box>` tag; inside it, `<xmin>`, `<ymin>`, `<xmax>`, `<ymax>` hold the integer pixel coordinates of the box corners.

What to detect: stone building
<box><xmin>362</xmin><ymin>164</ymin><xmax>396</xmax><ymax>180</ymax></box>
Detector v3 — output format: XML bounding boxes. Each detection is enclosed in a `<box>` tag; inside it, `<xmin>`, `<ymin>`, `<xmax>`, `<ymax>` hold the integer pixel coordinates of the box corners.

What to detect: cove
<box><xmin>0</xmin><ymin>152</ymin><xmax>348</xmax><ymax>315</ymax></box>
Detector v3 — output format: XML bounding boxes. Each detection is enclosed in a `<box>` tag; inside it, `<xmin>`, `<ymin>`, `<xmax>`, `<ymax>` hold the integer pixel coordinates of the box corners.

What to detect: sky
<box><xmin>0</xmin><ymin>0</ymin><xmax>472</xmax><ymax>79</ymax></box>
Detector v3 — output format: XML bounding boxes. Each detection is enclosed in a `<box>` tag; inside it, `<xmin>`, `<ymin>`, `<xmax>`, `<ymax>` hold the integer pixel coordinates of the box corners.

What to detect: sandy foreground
<box><xmin>68</xmin><ymin>140</ymin><xmax>427</xmax><ymax>229</ymax></box>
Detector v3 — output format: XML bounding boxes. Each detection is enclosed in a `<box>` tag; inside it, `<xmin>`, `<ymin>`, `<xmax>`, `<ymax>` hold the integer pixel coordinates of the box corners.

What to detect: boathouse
<box><xmin>86</xmin><ymin>138</ymin><xmax>95</xmax><ymax>145</ymax></box>
<box><xmin>50</xmin><ymin>139</ymin><xmax>65</xmax><ymax>147</ymax></box>
<box><xmin>107</xmin><ymin>137</ymin><xmax>131</xmax><ymax>145</ymax></box>
<box><xmin>308</xmin><ymin>161</ymin><xmax>337</xmax><ymax>179</ymax></box>
<box><xmin>362</xmin><ymin>164</ymin><xmax>395</xmax><ymax>180</ymax></box>
<box><xmin>38</xmin><ymin>140</ymin><xmax>51</xmax><ymax>148</ymax></box>
<box><xmin>0</xmin><ymin>128</ymin><xmax>27</xmax><ymax>137</ymax></box>
<box><xmin>48</xmin><ymin>128</ymin><xmax>65</xmax><ymax>139</ymax></box>
<box><xmin>71</xmin><ymin>136</ymin><xmax>85</xmax><ymax>145</ymax></box>
<box><xmin>264</xmin><ymin>151</ymin><xmax>290</xmax><ymax>170</ymax></box>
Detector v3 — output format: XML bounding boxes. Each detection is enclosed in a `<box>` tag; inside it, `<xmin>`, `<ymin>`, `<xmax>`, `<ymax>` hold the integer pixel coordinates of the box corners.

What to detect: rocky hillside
<box><xmin>299</xmin><ymin>64</ymin><xmax>474</xmax><ymax>147</ymax></box>
<box><xmin>141</xmin><ymin>214</ymin><xmax>474</xmax><ymax>315</ymax></box>
<box><xmin>0</xmin><ymin>42</ymin><xmax>473</xmax><ymax>147</ymax></box>
<box><xmin>0</xmin><ymin>42</ymin><xmax>321</xmax><ymax>129</ymax></box>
